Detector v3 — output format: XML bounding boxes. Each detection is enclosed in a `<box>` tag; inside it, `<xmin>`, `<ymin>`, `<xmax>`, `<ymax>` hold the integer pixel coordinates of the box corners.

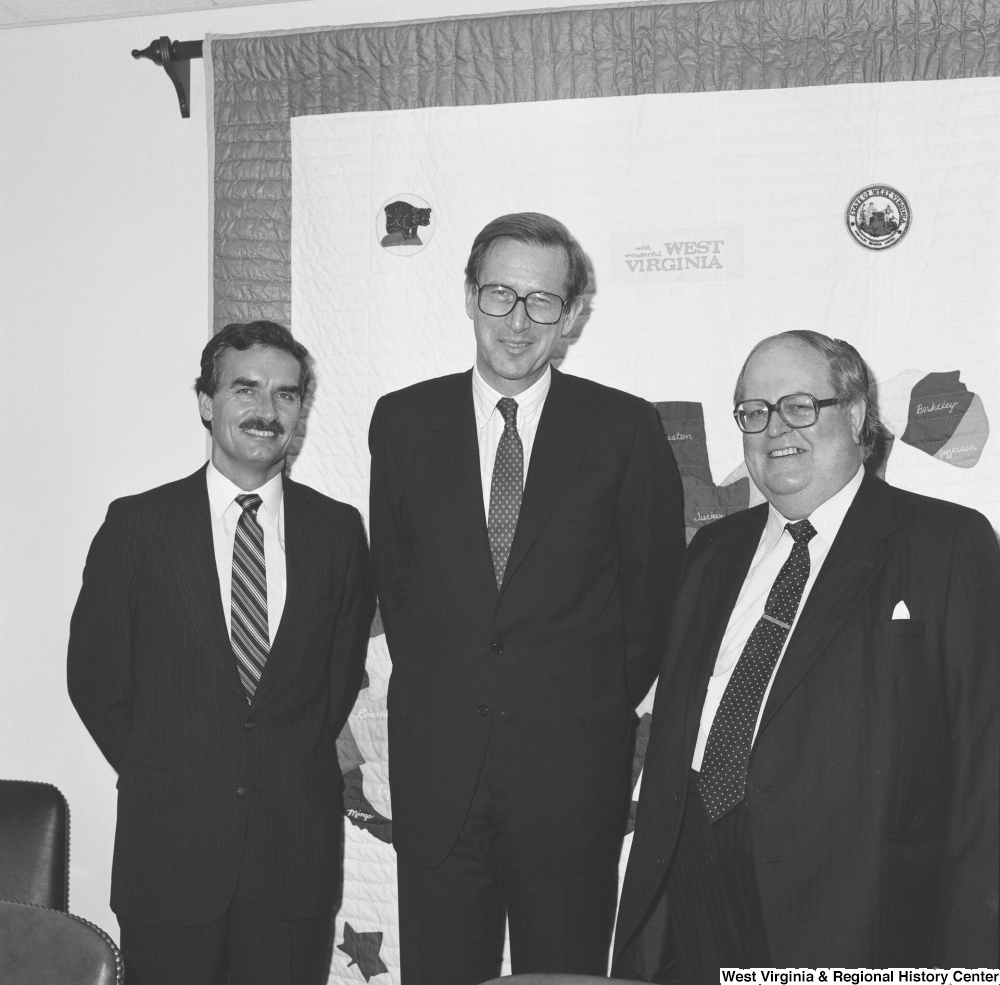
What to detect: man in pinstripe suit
<box><xmin>68</xmin><ymin>321</ymin><xmax>375</xmax><ymax>985</ymax></box>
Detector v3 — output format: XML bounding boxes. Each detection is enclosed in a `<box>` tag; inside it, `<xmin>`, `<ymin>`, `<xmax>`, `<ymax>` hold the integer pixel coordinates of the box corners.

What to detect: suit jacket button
<box><xmin>656</xmin><ymin>855</ymin><xmax>666</xmax><ymax>866</ymax></box>
<box><xmin>674</xmin><ymin>793</ymin><xmax>682</xmax><ymax>806</ymax></box>
<box><xmin>236</xmin><ymin>786</ymin><xmax>246</xmax><ymax>796</ymax></box>
<box><xmin>243</xmin><ymin>721</ymin><xmax>254</xmax><ymax>730</ymax></box>
<box><xmin>478</xmin><ymin>705</ymin><xmax>490</xmax><ymax>716</ymax></box>
<box><xmin>492</xmin><ymin>642</ymin><xmax>503</xmax><ymax>654</ymax></box>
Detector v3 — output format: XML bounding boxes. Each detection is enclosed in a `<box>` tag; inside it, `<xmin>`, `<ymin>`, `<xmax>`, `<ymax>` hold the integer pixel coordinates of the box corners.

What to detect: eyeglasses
<box><xmin>476</xmin><ymin>283</ymin><xmax>566</xmax><ymax>325</ymax></box>
<box><xmin>733</xmin><ymin>393</ymin><xmax>843</xmax><ymax>433</ymax></box>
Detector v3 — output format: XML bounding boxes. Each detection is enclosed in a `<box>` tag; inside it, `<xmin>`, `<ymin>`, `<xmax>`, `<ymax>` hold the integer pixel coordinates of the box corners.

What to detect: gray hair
<box><xmin>734</xmin><ymin>329</ymin><xmax>882</xmax><ymax>461</ymax></box>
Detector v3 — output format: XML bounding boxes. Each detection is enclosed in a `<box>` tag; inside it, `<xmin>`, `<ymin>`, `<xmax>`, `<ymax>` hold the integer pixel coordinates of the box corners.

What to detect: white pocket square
<box><xmin>892</xmin><ymin>600</ymin><xmax>911</xmax><ymax>619</ymax></box>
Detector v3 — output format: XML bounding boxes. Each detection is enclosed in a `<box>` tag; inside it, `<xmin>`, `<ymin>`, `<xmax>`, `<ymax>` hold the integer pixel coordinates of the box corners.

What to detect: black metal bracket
<box><xmin>132</xmin><ymin>37</ymin><xmax>204</xmax><ymax>119</ymax></box>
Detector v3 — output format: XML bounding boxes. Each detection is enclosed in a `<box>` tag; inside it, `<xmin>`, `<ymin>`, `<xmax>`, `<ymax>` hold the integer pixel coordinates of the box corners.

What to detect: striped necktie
<box><xmin>698</xmin><ymin>518</ymin><xmax>817</xmax><ymax>822</ymax></box>
<box><xmin>231</xmin><ymin>493</ymin><xmax>269</xmax><ymax>701</ymax></box>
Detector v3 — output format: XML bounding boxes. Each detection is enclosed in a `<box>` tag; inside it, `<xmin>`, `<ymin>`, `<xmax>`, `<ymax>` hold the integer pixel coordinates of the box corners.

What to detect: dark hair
<box><xmin>464</xmin><ymin>212</ymin><xmax>589</xmax><ymax>303</ymax></box>
<box><xmin>734</xmin><ymin>329</ymin><xmax>883</xmax><ymax>461</ymax></box>
<box><xmin>195</xmin><ymin>321</ymin><xmax>312</xmax><ymax>431</ymax></box>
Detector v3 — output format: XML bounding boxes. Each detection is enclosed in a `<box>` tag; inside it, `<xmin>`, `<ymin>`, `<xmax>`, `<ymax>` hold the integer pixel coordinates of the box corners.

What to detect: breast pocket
<box><xmin>866</xmin><ymin>617</ymin><xmax>926</xmax><ymax>641</ymax></box>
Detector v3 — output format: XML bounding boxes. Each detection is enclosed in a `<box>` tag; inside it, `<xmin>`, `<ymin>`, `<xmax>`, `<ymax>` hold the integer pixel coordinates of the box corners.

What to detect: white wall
<box><xmin>0</xmin><ymin>0</ymin><xmax>621</xmax><ymax>942</ymax></box>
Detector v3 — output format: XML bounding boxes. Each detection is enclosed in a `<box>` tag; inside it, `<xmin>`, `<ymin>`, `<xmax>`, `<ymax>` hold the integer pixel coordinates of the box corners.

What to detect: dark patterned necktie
<box><xmin>487</xmin><ymin>397</ymin><xmax>523</xmax><ymax>591</ymax></box>
<box><xmin>231</xmin><ymin>493</ymin><xmax>269</xmax><ymax>700</ymax></box>
<box><xmin>699</xmin><ymin>518</ymin><xmax>817</xmax><ymax>822</ymax></box>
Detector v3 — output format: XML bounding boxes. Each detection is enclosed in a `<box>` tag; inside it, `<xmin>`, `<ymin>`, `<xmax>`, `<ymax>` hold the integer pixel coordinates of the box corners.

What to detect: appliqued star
<box><xmin>338</xmin><ymin>922</ymin><xmax>388</xmax><ymax>981</ymax></box>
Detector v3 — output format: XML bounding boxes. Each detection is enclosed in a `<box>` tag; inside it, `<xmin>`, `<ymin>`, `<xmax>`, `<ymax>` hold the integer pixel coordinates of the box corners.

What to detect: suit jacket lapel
<box><xmin>249</xmin><ymin>475</ymin><xmax>325</xmax><ymax>712</ymax></box>
<box><xmin>501</xmin><ymin>369</ymin><xmax>588</xmax><ymax>592</ymax></box>
<box><xmin>430</xmin><ymin>372</ymin><xmax>497</xmax><ymax>594</ymax></box>
<box><xmin>759</xmin><ymin>471</ymin><xmax>897</xmax><ymax>732</ymax></box>
<box><xmin>166</xmin><ymin>466</ymin><xmax>244</xmax><ymax>700</ymax></box>
<box><xmin>684</xmin><ymin>509</ymin><xmax>767</xmax><ymax>750</ymax></box>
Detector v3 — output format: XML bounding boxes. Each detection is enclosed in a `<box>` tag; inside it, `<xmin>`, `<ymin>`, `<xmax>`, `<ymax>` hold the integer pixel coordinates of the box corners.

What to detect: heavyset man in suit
<box><xmin>68</xmin><ymin>321</ymin><xmax>376</xmax><ymax>985</ymax></box>
<box><xmin>369</xmin><ymin>212</ymin><xmax>686</xmax><ymax>984</ymax></box>
<box><xmin>613</xmin><ymin>330</ymin><xmax>1000</xmax><ymax>980</ymax></box>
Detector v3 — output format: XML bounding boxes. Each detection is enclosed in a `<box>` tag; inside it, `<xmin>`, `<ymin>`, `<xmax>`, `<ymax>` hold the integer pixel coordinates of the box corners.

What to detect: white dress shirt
<box><xmin>692</xmin><ymin>463</ymin><xmax>865</xmax><ymax>770</ymax></box>
<box><xmin>206</xmin><ymin>460</ymin><xmax>287</xmax><ymax>647</ymax></box>
<box><xmin>471</xmin><ymin>363</ymin><xmax>552</xmax><ymax>520</ymax></box>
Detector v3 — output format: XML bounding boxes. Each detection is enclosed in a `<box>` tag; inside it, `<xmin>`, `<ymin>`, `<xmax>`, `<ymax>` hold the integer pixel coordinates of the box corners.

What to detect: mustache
<box><xmin>240</xmin><ymin>417</ymin><xmax>286</xmax><ymax>436</ymax></box>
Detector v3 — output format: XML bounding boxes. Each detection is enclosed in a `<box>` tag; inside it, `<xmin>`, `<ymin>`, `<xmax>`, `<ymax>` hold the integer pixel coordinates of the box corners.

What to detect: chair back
<box><xmin>0</xmin><ymin>899</ymin><xmax>123</xmax><ymax>985</ymax></box>
<box><xmin>0</xmin><ymin>780</ymin><xmax>69</xmax><ymax>910</ymax></box>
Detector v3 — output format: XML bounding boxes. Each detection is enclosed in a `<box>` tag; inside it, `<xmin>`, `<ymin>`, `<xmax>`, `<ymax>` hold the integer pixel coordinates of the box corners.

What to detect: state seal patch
<box><xmin>845</xmin><ymin>184</ymin><xmax>911</xmax><ymax>251</ymax></box>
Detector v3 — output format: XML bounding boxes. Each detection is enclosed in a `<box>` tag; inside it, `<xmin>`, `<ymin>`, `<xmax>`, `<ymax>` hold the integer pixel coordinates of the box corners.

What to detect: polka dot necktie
<box><xmin>231</xmin><ymin>493</ymin><xmax>269</xmax><ymax>701</ymax></box>
<box><xmin>698</xmin><ymin>518</ymin><xmax>817</xmax><ymax>822</ymax></box>
<box><xmin>488</xmin><ymin>398</ymin><xmax>523</xmax><ymax>591</ymax></box>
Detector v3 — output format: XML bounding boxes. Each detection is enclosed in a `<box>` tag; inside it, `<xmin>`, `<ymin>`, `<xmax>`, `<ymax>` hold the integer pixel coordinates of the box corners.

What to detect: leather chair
<box><xmin>0</xmin><ymin>899</ymin><xmax>123</xmax><ymax>985</ymax></box>
<box><xmin>0</xmin><ymin>780</ymin><xmax>122</xmax><ymax>983</ymax></box>
<box><xmin>0</xmin><ymin>779</ymin><xmax>69</xmax><ymax>910</ymax></box>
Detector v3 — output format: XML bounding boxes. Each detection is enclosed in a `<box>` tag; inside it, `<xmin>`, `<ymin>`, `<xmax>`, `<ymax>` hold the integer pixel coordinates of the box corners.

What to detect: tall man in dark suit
<box><xmin>368</xmin><ymin>212</ymin><xmax>686</xmax><ymax>985</ymax></box>
<box><xmin>613</xmin><ymin>330</ymin><xmax>999</xmax><ymax>981</ymax></box>
<box><xmin>68</xmin><ymin>321</ymin><xmax>376</xmax><ymax>985</ymax></box>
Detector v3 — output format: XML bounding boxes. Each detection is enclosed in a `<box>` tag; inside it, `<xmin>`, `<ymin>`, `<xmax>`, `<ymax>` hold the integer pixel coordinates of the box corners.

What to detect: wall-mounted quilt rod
<box><xmin>132</xmin><ymin>37</ymin><xmax>204</xmax><ymax>119</ymax></box>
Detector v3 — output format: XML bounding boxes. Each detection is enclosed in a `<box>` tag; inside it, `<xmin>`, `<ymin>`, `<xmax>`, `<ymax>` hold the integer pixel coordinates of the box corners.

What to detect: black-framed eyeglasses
<box><xmin>476</xmin><ymin>283</ymin><xmax>566</xmax><ymax>325</ymax></box>
<box><xmin>733</xmin><ymin>393</ymin><xmax>843</xmax><ymax>433</ymax></box>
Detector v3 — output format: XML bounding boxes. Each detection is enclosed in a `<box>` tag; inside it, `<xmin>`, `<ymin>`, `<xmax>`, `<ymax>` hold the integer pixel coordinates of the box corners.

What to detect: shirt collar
<box><xmin>471</xmin><ymin>363</ymin><xmax>552</xmax><ymax>431</ymax></box>
<box><xmin>760</xmin><ymin>462</ymin><xmax>865</xmax><ymax>557</ymax></box>
<box><xmin>206</xmin><ymin>459</ymin><xmax>284</xmax><ymax>522</ymax></box>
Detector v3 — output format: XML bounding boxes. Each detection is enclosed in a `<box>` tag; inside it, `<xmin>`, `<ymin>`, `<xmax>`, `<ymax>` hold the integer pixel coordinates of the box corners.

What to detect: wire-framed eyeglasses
<box><xmin>734</xmin><ymin>393</ymin><xmax>843</xmax><ymax>433</ymax></box>
<box><xmin>476</xmin><ymin>283</ymin><xmax>566</xmax><ymax>325</ymax></box>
